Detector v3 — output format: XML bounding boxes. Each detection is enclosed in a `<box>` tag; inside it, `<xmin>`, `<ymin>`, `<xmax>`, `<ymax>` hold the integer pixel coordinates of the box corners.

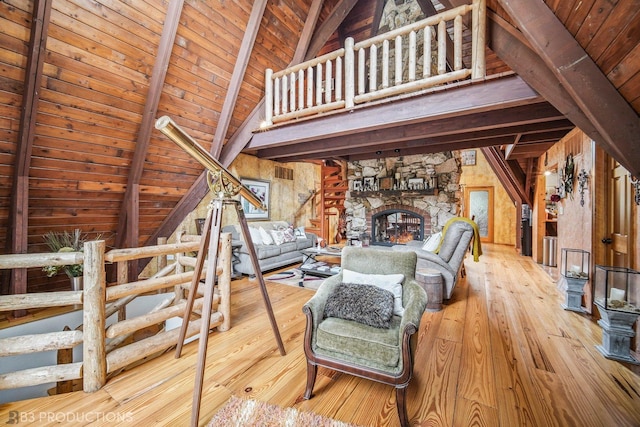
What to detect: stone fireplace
<box><xmin>344</xmin><ymin>152</ymin><xmax>462</xmax><ymax>245</ymax></box>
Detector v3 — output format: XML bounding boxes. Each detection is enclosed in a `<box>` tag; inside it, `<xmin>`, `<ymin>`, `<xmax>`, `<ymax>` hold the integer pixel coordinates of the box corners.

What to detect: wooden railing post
<box><xmin>83</xmin><ymin>240</ymin><xmax>106</xmax><ymax>393</ymax></box>
<box><xmin>345</xmin><ymin>37</ymin><xmax>355</xmax><ymax>109</ymax></box>
<box><xmin>265</xmin><ymin>68</ymin><xmax>273</xmax><ymax>125</ymax></box>
<box><xmin>471</xmin><ymin>0</ymin><xmax>486</xmax><ymax>79</ymax></box>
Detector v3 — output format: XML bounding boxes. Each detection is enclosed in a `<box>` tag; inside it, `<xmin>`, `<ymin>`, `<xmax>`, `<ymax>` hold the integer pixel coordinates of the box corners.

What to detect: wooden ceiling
<box><xmin>1</xmin><ymin>0</ymin><xmax>639</xmax><ymax>292</ymax></box>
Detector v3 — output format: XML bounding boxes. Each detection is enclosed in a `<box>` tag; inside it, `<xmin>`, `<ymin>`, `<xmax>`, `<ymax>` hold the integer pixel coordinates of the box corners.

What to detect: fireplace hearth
<box><xmin>371</xmin><ymin>208</ymin><xmax>425</xmax><ymax>246</ymax></box>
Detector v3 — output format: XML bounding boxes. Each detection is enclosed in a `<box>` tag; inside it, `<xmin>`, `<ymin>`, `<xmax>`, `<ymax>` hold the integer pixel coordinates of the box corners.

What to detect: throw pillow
<box><xmin>259</xmin><ymin>227</ymin><xmax>274</xmax><ymax>245</ymax></box>
<box><xmin>279</xmin><ymin>225</ymin><xmax>297</xmax><ymax>243</ymax></box>
<box><xmin>248</xmin><ymin>227</ymin><xmax>263</xmax><ymax>245</ymax></box>
<box><xmin>324</xmin><ymin>282</ymin><xmax>394</xmax><ymax>328</ymax></box>
<box><xmin>295</xmin><ymin>226</ymin><xmax>306</xmax><ymax>239</ymax></box>
<box><xmin>269</xmin><ymin>229</ymin><xmax>285</xmax><ymax>245</ymax></box>
<box><xmin>342</xmin><ymin>269</ymin><xmax>404</xmax><ymax>316</ymax></box>
<box><xmin>421</xmin><ymin>231</ymin><xmax>442</xmax><ymax>252</ymax></box>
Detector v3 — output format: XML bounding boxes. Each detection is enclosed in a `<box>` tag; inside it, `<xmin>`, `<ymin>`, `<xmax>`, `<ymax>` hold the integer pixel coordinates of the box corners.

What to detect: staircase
<box><xmin>308</xmin><ymin>160</ymin><xmax>348</xmax><ymax>244</ymax></box>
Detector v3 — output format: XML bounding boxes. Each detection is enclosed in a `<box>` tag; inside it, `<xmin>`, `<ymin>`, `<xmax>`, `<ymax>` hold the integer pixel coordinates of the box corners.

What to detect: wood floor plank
<box><xmin>2</xmin><ymin>243</ymin><xmax>640</xmax><ymax>426</ymax></box>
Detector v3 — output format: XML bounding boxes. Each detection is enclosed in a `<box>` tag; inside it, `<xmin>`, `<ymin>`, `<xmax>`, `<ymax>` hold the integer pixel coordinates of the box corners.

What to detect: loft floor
<box><xmin>1</xmin><ymin>243</ymin><xmax>639</xmax><ymax>426</ymax></box>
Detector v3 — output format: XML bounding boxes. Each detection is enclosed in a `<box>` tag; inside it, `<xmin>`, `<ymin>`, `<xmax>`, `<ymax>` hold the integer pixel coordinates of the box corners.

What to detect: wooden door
<box><xmin>606</xmin><ymin>160</ymin><xmax>631</xmax><ymax>267</ymax></box>
<box><xmin>465</xmin><ymin>186</ymin><xmax>494</xmax><ymax>243</ymax></box>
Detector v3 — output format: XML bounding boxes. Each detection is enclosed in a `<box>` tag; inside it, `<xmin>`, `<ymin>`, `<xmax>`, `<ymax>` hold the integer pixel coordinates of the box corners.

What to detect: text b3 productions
<box><xmin>5</xmin><ymin>410</ymin><xmax>134</xmax><ymax>424</ymax></box>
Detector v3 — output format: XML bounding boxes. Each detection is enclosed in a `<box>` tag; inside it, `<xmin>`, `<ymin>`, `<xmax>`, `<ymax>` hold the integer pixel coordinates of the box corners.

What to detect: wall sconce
<box><xmin>631</xmin><ymin>176</ymin><xmax>640</xmax><ymax>206</ymax></box>
<box><xmin>577</xmin><ymin>168</ymin><xmax>588</xmax><ymax>207</ymax></box>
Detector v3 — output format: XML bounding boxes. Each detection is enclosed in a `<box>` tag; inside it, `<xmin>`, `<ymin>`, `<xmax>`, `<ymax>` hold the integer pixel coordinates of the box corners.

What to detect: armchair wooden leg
<box><xmin>304</xmin><ymin>360</ymin><xmax>317</xmax><ymax>399</ymax></box>
<box><xmin>396</xmin><ymin>385</ymin><xmax>410</xmax><ymax>427</ymax></box>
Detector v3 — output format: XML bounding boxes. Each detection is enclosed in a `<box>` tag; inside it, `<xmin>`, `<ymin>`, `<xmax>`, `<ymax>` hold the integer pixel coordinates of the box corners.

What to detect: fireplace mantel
<box><xmin>352</xmin><ymin>189</ymin><xmax>438</xmax><ymax>198</ymax></box>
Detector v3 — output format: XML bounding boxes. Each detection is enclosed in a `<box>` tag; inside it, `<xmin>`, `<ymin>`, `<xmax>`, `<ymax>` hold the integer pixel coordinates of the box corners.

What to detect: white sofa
<box><xmin>222</xmin><ymin>220</ymin><xmax>317</xmax><ymax>275</ymax></box>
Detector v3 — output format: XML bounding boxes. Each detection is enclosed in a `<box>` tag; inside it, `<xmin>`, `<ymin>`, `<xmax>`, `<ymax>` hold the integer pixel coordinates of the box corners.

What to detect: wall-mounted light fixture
<box><xmin>577</xmin><ymin>169</ymin><xmax>588</xmax><ymax>207</ymax></box>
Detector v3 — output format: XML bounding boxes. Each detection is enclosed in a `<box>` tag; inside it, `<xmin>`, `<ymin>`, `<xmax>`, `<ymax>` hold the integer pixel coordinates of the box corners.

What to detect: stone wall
<box><xmin>344</xmin><ymin>152</ymin><xmax>462</xmax><ymax>242</ymax></box>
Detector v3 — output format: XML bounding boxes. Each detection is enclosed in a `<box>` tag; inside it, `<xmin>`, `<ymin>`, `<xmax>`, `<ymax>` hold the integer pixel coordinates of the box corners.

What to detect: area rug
<box><xmin>207</xmin><ymin>395</ymin><xmax>362</xmax><ymax>427</ymax></box>
<box><xmin>264</xmin><ymin>268</ymin><xmax>325</xmax><ymax>290</ymax></box>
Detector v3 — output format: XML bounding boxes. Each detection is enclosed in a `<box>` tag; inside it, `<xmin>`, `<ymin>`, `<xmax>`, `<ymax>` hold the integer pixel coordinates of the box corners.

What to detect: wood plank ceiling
<box><xmin>0</xmin><ymin>0</ymin><xmax>638</xmax><ymax>293</ymax></box>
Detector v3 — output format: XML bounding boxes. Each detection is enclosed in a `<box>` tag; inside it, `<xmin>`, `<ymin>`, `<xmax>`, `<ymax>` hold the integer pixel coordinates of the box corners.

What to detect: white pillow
<box><xmin>421</xmin><ymin>231</ymin><xmax>442</xmax><ymax>252</ymax></box>
<box><xmin>248</xmin><ymin>227</ymin><xmax>262</xmax><ymax>245</ymax></box>
<box><xmin>270</xmin><ymin>229</ymin><xmax>285</xmax><ymax>245</ymax></box>
<box><xmin>259</xmin><ymin>227</ymin><xmax>274</xmax><ymax>245</ymax></box>
<box><xmin>342</xmin><ymin>269</ymin><xmax>404</xmax><ymax>316</ymax></box>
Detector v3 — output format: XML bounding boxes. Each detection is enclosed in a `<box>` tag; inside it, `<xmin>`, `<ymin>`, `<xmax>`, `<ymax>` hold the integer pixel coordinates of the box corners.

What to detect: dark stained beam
<box><xmin>115</xmin><ymin>0</ymin><xmax>185</xmax><ymax>257</ymax></box>
<box><xmin>6</xmin><ymin>0</ymin><xmax>53</xmax><ymax>298</ymax></box>
<box><xmin>148</xmin><ymin>0</ymin><xmax>327</xmax><ymax>247</ymax></box>
<box><xmin>219</xmin><ymin>0</ymin><xmax>328</xmax><ymax>167</ymax></box>
<box><xmin>497</xmin><ymin>0</ymin><xmax>640</xmax><ymax>176</ymax></box>
<box><xmin>210</xmin><ymin>0</ymin><xmax>268</xmax><ymax>159</ymax></box>
<box><xmin>255</xmin><ymin>114</ymin><xmax>571</xmax><ymax>161</ymax></box>
<box><xmin>487</xmin><ymin>12</ymin><xmax>593</xmax><ymax>145</ymax></box>
<box><xmin>482</xmin><ymin>146</ymin><xmax>531</xmax><ymax>206</ymax></box>
<box><xmin>306</xmin><ymin>0</ymin><xmax>359</xmax><ymax>60</ymax></box>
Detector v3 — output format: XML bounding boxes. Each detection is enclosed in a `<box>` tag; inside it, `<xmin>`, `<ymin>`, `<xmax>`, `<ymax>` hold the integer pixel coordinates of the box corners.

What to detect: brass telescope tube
<box><xmin>154</xmin><ymin>116</ymin><xmax>265</xmax><ymax>210</ymax></box>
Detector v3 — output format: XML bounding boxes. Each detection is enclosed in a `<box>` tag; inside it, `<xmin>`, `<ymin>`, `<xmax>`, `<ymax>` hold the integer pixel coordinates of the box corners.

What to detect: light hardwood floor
<box><xmin>1</xmin><ymin>243</ymin><xmax>640</xmax><ymax>426</ymax></box>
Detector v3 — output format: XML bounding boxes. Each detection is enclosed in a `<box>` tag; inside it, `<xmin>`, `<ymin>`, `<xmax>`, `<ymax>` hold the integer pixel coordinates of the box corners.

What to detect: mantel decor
<box><xmin>594</xmin><ymin>265</ymin><xmax>640</xmax><ymax>364</ymax></box>
<box><xmin>559</xmin><ymin>248</ymin><xmax>589</xmax><ymax>312</ymax></box>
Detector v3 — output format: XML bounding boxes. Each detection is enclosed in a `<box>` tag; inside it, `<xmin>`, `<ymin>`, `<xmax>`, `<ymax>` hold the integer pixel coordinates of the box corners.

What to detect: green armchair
<box><xmin>302</xmin><ymin>247</ymin><xmax>427</xmax><ymax>427</ymax></box>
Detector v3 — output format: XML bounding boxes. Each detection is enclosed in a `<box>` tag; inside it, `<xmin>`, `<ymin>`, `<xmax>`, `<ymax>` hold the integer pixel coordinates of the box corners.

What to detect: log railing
<box><xmin>264</xmin><ymin>0</ymin><xmax>485</xmax><ymax>127</ymax></box>
<box><xmin>0</xmin><ymin>232</ymin><xmax>232</xmax><ymax>395</ymax></box>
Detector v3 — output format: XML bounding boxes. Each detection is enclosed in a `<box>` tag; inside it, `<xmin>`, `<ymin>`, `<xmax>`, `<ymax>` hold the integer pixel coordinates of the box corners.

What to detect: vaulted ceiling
<box><xmin>1</xmin><ymin>0</ymin><xmax>639</xmax><ymax>293</ymax></box>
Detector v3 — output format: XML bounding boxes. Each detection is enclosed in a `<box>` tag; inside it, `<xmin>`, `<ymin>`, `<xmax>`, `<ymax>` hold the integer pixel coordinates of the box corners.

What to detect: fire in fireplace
<box><xmin>371</xmin><ymin>209</ymin><xmax>424</xmax><ymax>246</ymax></box>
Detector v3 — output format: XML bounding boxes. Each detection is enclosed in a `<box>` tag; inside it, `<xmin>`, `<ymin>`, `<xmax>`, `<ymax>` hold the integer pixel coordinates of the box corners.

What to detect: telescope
<box><xmin>154</xmin><ymin>115</ymin><xmax>266</xmax><ymax>211</ymax></box>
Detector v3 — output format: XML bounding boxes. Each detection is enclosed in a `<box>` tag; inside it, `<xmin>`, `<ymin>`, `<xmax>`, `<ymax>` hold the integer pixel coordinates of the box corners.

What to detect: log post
<box><xmin>83</xmin><ymin>240</ymin><xmax>106</xmax><ymax>393</ymax></box>
<box><xmin>344</xmin><ymin>37</ymin><xmax>356</xmax><ymax>108</ymax></box>
<box><xmin>218</xmin><ymin>232</ymin><xmax>232</xmax><ymax>332</ymax></box>
<box><xmin>471</xmin><ymin>0</ymin><xmax>486</xmax><ymax>79</ymax></box>
<box><xmin>265</xmin><ymin>68</ymin><xmax>273</xmax><ymax>125</ymax></box>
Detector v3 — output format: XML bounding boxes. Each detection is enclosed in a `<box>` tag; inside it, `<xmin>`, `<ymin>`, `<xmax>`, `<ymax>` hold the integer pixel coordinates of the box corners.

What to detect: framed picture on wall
<box><xmin>462</xmin><ymin>150</ymin><xmax>477</xmax><ymax>166</ymax></box>
<box><xmin>240</xmin><ymin>178</ymin><xmax>270</xmax><ymax>220</ymax></box>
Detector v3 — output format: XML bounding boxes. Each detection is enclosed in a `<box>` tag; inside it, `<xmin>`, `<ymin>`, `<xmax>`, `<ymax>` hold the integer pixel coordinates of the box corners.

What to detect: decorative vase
<box><xmin>70</xmin><ymin>276</ymin><xmax>83</xmax><ymax>291</ymax></box>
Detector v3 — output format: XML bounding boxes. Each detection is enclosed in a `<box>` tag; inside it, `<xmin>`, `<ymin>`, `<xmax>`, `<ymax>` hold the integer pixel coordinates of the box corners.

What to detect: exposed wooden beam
<box><xmin>6</xmin><ymin>0</ymin><xmax>53</xmax><ymax>298</ymax></box>
<box><xmin>497</xmin><ymin>0</ymin><xmax>640</xmax><ymax>176</ymax></box>
<box><xmin>219</xmin><ymin>0</ymin><xmax>327</xmax><ymax>167</ymax></box>
<box><xmin>148</xmin><ymin>0</ymin><xmax>327</xmax><ymax>247</ymax></box>
<box><xmin>115</xmin><ymin>0</ymin><xmax>185</xmax><ymax>257</ymax></box>
<box><xmin>487</xmin><ymin>12</ymin><xmax>596</xmax><ymax>145</ymax></box>
<box><xmin>210</xmin><ymin>0</ymin><xmax>268</xmax><ymax>159</ymax></box>
<box><xmin>306</xmin><ymin>0</ymin><xmax>359</xmax><ymax>60</ymax></box>
<box><xmin>482</xmin><ymin>146</ymin><xmax>531</xmax><ymax>206</ymax></box>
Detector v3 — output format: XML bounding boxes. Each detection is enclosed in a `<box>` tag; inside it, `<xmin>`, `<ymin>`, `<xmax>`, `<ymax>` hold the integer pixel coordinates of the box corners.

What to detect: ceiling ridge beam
<box><xmin>496</xmin><ymin>0</ymin><xmax>640</xmax><ymax>176</ymax></box>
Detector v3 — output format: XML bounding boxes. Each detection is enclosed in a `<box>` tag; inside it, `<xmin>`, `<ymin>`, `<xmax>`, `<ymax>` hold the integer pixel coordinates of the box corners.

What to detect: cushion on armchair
<box><xmin>342</xmin><ymin>269</ymin><xmax>404</xmax><ymax>316</ymax></box>
<box><xmin>324</xmin><ymin>282</ymin><xmax>394</xmax><ymax>328</ymax></box>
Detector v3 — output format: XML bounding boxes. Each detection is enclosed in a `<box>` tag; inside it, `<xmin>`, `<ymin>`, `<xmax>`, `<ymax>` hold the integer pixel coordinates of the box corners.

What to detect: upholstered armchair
<box><xmin>393</xmin><ymin>217</ymin><xmax>479</xmax><ymax>299</ymax></box>
<box><xmin>302</xmin><ymin>247</ymin><xmax>427</xmax><ymax>427</ymax></box>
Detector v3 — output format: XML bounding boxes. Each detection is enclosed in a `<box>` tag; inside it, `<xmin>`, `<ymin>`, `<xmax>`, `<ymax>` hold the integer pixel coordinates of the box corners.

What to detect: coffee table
<box><xmin>299</xmin><ymin>247</ymin><xmax>343</xmax><ymax>283</ymax></box>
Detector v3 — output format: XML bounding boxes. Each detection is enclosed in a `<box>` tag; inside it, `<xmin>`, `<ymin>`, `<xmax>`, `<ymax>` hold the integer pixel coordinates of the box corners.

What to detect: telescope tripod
<box><xmin>174</xmin><ymin>196</ymin><xmax>286</xmax><ymax>426</ymax></box>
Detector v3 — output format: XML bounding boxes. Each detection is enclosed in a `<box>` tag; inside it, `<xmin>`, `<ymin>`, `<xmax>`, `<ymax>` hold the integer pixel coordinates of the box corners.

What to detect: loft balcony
<box><xmin>263</xmin><ymin>0</ymin><xmax>486</xmax><ymax>128</ymax></box>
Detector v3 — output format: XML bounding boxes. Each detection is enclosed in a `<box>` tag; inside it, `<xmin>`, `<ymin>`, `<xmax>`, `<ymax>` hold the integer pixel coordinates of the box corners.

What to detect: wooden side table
<box><xmin>416</xmin><ymin>268</ymin><xmax>443</xmax><ymax>312</ymax></box>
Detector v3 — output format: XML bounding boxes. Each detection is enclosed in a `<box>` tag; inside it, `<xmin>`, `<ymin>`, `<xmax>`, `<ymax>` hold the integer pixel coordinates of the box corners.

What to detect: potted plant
<box><xmin>43</xmin><ymin>229</ymin><xmax>96</xmax><ymax>290</ymax></box>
